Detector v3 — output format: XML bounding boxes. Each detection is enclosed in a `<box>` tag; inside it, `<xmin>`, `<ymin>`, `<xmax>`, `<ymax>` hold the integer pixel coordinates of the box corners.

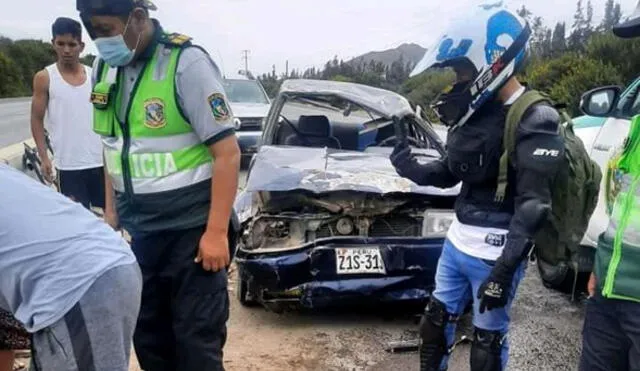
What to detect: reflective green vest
<box><xmin>595</xmin><ymin>114</ymin><xmax>640</xmax><ymax>302</ymax></box>
<box><xmin>90</xmin><ymin>34</ymin><xmax>212</xmax><ymax>195</ymax></box>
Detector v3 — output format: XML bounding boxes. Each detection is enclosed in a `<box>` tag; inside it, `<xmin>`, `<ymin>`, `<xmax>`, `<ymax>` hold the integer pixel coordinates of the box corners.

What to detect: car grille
<box><xmin>237</xmin><ymin>117</ymin><xmax>263</xmax><ymax>131</ymax></box>
<box><xmin>314</xmin><ymin>216</ymin><xmax>422</xmax><ymax>238</ymax></box>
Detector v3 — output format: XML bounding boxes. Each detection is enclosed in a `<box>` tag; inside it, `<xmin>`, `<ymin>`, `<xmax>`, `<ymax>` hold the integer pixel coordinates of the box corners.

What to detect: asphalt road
<box><xmin>0</xmin><ymin>97</ymin><xmax>32</xmax><ymax>148</ymax></box>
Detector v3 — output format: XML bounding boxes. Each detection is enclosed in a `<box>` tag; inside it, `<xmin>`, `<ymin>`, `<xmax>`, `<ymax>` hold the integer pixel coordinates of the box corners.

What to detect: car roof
<box><xmin>278</xmin><ymin>79</ymin><xmax>414</xmax><ymax>119</ymax></box>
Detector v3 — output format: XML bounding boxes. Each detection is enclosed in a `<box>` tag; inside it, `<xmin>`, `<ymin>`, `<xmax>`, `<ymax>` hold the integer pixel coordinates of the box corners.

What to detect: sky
<box><xmin>0</xmin><ymin>0</ymin><xmax>637</xmax><ymax>76</ymax></box>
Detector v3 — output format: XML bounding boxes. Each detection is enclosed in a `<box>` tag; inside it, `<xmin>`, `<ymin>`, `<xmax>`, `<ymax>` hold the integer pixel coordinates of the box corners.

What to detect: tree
<box><xmin>525</xmin><ymin>52</ymin><xmax>623</xmax><ymax>115</ymax></box>
<box><xmin>568</xmin><ymin>0</ymin><xmax>586</xmax><ymax>51</ymax></box>
<box><xmin>80</xmin><ymin>53</ymin><xmax>96</xmax><ymax>66</ymax></box>
<box><xmin>551</xmin><ymin>22</ymin><xmax>567</xmax><ymax>56</ymax></box>
<box><xmin>568</xmin><ymin>0</ymin><xmax>595</xmax><ymax>52</ymax></box>
<box><xmin>600</xmin><ymin>0</ymin><xmax>616</xmax><ymax>31</ymax></box>
<box><xmin>0</xmin><ymin>52</ymin><xmax>25</xmax><ymax>97</ymax></box>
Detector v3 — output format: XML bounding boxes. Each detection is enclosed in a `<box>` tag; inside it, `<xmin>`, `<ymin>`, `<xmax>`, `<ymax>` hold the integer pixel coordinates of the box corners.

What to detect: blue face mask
<box><xmin>94</xmin><ymin>15</ymin><xmax>141</xmax><ymax>67</ymax></box>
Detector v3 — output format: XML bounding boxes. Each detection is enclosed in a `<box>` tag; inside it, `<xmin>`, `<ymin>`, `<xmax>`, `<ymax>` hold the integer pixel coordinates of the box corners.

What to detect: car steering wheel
<box><xmin>377</xmin><ymin>135</ymin><xmax>424</xmax><ymax>148</ymax></box>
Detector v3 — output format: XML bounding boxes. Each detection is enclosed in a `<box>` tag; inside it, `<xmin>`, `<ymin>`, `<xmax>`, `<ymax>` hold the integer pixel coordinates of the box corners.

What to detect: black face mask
<box><xmin>431</xmin><ymin>80</ymin><xmax>473</xmax><ymax>127</ymax></box>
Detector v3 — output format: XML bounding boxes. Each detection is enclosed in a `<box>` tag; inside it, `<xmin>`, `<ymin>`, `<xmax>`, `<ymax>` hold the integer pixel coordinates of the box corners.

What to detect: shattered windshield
<box><xmin>281</xmin><ymin>95</ymin><xmax>385</xmax><ymax>129</ymax></box>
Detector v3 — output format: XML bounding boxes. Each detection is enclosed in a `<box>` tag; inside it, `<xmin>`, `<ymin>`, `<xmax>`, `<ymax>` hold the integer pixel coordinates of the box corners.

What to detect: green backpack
<box><xmin>498</xmin><ymin>90</ymin><xmax>603</xmax><ymax>297</ymax></box>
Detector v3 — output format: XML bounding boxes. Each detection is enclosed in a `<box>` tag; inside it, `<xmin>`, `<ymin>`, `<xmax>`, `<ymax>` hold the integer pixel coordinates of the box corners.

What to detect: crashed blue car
<box><xmin>233</xmin><ymin>79</ymin><xmax>460</xmax><ymax>311</ymax></box>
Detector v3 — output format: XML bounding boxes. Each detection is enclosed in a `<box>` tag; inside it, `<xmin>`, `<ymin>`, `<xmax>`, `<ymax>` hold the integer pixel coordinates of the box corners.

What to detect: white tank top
<box><xmin>44</xmin><ymin>63</ymin><xmax>103</xmax><ymax>170</ymax></box>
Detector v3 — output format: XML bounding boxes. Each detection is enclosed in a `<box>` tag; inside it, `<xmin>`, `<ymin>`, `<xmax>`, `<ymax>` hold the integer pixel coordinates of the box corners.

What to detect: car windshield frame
<box><xmin>261</xmin><ymin>91</ymin><xmax>446</xmax><ymax>156</ymax></box>
<box><xmin>223</xmin><ymin>79</ymin><xmax>270</xmax><ymax>105</ymax></box>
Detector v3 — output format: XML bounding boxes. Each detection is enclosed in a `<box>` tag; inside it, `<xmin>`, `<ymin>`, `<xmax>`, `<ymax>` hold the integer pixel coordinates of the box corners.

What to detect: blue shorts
<box><xmin>432</xmin><ymin>239</ymin><xmax>526</xmax><ymax>370</ymax></box>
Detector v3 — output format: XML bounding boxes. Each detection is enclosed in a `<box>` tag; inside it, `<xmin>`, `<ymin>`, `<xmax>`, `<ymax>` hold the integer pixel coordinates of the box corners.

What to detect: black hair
<box><xmin>52</xmin><ymin>17</ymin><xmax>83</xmax><ymax>41</ymax></box>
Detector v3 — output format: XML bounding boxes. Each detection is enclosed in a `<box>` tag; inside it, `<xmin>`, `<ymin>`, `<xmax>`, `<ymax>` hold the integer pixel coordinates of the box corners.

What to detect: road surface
<box><xmin>0</xmin><ymin>97</ymin><xmax>32</xmax><ymax>148</ymax></box>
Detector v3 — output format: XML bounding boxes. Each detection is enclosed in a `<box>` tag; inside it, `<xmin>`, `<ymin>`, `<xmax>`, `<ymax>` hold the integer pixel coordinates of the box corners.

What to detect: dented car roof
<box><xmin>279</xmin><ymin>79</ymin><xmax>416</xmax><ymax>119</ymax></box>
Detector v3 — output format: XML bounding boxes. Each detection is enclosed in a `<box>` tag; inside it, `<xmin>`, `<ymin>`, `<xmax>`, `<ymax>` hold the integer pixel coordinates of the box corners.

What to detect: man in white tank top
<box><xmin>30</xmin><ymin>17</ymin><xmax>105</xmax><ymax>211</ymax></box>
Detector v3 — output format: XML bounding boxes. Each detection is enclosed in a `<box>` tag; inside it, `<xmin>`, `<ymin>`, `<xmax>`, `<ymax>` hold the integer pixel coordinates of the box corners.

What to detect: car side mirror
<box><xmin>580</xmin><ymin>86</ymin><xmax>622</xmax><ymax>117</ymax></box>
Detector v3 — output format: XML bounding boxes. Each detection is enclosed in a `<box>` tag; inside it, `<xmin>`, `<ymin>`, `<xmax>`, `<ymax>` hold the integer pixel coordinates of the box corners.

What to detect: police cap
<box><xmin>613</xmin><ymin>1</ymin><xmax>640</xmax><ymax>38</ymax></box>
<box><xmin>76</xmin><ymin>0</ymin><xmax>156</xmax><ymax>17</ymax></box>
<box><xmin>77</xmin><ymin>0</ymin><xmax>156</xmax><ymax>39</ymax></box>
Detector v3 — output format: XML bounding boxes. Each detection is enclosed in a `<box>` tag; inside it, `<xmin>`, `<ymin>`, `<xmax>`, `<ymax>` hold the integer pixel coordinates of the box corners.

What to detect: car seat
<box><xmin>283</xmin><ymin>115</ymin><xmax>341</xmax><ymax>149</ymax></box>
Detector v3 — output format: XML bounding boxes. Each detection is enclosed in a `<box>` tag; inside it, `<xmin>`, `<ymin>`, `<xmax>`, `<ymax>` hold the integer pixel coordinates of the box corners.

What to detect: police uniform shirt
<box><xmin>91</xmin><ymin>19</ymin><xmax>235</xmax><ymax>233</ymax></box>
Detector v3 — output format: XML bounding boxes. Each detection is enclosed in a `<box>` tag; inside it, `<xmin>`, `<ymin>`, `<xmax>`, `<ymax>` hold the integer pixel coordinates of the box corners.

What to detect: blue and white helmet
<box><xmin>411</xmin><ymin>2</ymin><xmax>531</xmax><ymax>127</ymax></box>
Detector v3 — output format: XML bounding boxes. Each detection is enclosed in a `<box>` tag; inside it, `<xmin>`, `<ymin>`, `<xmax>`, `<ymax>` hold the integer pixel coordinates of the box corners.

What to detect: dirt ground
<box><xmin>123</xmin><ymin>261</ymin><xmax>585</xmax><ymax>371</ymax></box>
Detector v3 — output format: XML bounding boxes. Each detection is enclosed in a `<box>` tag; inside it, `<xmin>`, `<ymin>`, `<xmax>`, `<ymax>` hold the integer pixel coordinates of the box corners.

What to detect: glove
<box><xmin>477</xmin><ymin>260</ymin><xmax>514</xmax><ymax>314</ymax></box>
<box><xmin>390</xmin><ymin>142</ymin><xmax>425</xmax><ymax>184</ymax></box>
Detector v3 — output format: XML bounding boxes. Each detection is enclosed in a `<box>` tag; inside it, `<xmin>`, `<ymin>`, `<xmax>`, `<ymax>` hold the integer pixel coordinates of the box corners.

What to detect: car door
<box><xmin>582</xmin><ymin>78</ymin><xmax>640</xmax><ymax>247</ymax></box>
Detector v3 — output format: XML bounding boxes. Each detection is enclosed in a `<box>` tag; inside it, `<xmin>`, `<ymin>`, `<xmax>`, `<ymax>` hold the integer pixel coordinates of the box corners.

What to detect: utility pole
<box><xmin>241</xmin><ymin>50</ymin><xmax>250</xmax><ymax>75</ymax></box>
<box><xmin>285</xmin><ymin>60</ymin><xmax>289</xmax><ymax>78</ymax></box>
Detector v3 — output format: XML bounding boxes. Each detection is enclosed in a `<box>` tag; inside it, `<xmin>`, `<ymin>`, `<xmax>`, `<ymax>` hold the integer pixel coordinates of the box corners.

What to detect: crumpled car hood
<box><xmin>245</xmin><ymin>145</ymin><xmax>461</xmax><ymax>196</ymax></box>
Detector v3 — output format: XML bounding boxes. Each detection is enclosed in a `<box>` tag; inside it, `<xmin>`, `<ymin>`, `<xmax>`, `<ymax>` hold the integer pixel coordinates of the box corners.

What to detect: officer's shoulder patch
<box><xmin>161</xmin><ymin>32</ymin><xmax>193</xmax><ymax>47</ymax></box>
<box><xmin>207</xmin><ymin>93</ymin><xmax>230</xmax><ymax>121</ymax></box>
<box><xmin>144</xmin><ymin>98</ymin><xmax>167</xmax><ymax>129</ymax></box>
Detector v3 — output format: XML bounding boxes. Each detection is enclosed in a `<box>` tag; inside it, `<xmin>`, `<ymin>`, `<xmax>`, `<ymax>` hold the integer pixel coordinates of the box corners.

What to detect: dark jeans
<box><xmin>58</xmin><ymin>166</ymin><xmax>105</xmax><ymax>210</ymax></box>
<box><xmin>580</xmin><ymin>292</ymin><xmax>640</xmax><ymax>371</ymax></box>
<box><xmin>130</xmin><ymin>225</ymin><xmax>229</xmax><ymax>371</ymax></box>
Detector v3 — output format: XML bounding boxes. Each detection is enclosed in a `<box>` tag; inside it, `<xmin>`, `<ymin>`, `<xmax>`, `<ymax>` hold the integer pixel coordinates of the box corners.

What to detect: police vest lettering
<box><xmin>105</xmin><ymin>151</ymin><xmax>178</xmax><ymax>178</ymax></box>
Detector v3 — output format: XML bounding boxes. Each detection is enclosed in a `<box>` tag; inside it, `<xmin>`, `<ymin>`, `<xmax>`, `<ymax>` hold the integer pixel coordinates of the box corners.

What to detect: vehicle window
<box><xmin>617</xmin><ymin>79</ymin><xmax>640</xmax><ymax>118</ymax></box>
<box><xmin>627</xmin><ymin>90</ymin><xmax>640</xmax><ymax>117</ymax></box>
<box><xmin>272</xmin><ymin>95</ymin><xmax>436</xmax><ymax>153</ymax></box>
<box><xmin>223</xmin><ymin>79</ymin><xmax>269</xmax><ymax>104</ymax></box>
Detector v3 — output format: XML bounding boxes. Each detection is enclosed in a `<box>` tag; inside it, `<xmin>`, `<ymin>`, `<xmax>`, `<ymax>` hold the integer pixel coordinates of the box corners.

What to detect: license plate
<box><xmin>335</xmin><ymin>247</ymin><xmax>386</xmax><ymax>274</ymax></box>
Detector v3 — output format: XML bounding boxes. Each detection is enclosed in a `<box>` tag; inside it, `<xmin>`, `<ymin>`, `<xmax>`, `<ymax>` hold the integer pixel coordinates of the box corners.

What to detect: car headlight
<box><xmin>422</xmin><ymin>210</ymin><xmax>455</xmax><ymax>238</ymax></box>
<box><xmin>260</xmin><ymin>118</ymin><xmax>266</xmax><ymax>130</ymax></box>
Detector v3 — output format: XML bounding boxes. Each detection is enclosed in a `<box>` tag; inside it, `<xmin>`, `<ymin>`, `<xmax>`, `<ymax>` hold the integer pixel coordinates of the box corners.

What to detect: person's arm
<box><xmin>205</xmin><ymin>135</ymin><xmax>240</xmax><ymax>235</ymax></box>
<box><xmin>477</xmin><ymin>103</ymin><xmax>563</xmax><ymax>313</ymax></box>
<box><xmin>176</xmin><ymin>46</ymin><xmax>240</xmax><ymax>271</ymax></box>
<box><xmin>30</xmin><ymin>70</ymin><xmax>52</xmax><ymax>180</ymax></box>
<box><xmin>498</xmin><ymin>104</ymin><xmax>564</xmax><ymax>270</ymax></box>
<box><xmin>391</xmin><ymin>145</ymin><xmax>459</xmax><ymax>188</ymax></box>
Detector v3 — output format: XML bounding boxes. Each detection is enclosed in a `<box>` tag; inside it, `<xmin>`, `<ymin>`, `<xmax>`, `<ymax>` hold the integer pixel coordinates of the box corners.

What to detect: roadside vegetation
<box><xmin>1</xmin><ymin>0</ymin><xmax>639</xmax><ymax>118</ymax></box>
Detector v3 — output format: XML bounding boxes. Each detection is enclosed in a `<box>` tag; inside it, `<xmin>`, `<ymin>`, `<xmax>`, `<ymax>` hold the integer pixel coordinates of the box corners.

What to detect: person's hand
<box><xmin>104</xmin><ymin>208</ymin><xmax>120</xmax><ymax>230</ymax></box>
<box><xmin>41</xmin><ymin>157</ymin><xmax>53</xmax><ymax>183</ymax></box>
<box><xmin>477</xmin><ymin>262</ymin><xmax>514</xmax><ymax>313</ymax></box>
<box><xmin>587</xmin><ymin>272</ymin><xmax>596</xmax><ymax>298</ymax></box>
<box><xmin>195</xmin><ymin>229</ymin><xmax>230</xmax><ymax>272</ymax></box>
<box><xmin>390</xmin><ymin>141</ymin><xmax>411</xmax><ymax>169</ymax></box>
<box><xmin>390</xmin><ymin>141</ymin><xmax>426</xmax><ymax>185</ymax></box>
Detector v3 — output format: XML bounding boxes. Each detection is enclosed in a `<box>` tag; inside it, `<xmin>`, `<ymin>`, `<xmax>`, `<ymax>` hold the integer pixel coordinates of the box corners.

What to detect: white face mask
<box><xmin>94</xmin><ymin>14</ymin><xmax>141</xmax><ymax>67</ymax></box>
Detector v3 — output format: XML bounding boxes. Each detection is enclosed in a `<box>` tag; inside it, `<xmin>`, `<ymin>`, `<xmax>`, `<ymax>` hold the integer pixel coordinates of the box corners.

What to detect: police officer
<box><xmin>390</xmin><ymin>4</ymin><xmax>562</xmax><ymax>371</ymax></box>
<box><xmin>579</xmin><ymin>3</ymin><xmax>640</xmax><ymax>370</ymax></box>
<box><xmin>76</xmin><ymin>0</ymin><xmax>241</xmax><ymax>370</ymax></box>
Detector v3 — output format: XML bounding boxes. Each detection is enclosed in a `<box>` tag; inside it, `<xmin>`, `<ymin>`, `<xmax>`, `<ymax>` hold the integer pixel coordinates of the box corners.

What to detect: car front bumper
<box><xmin>235</xmin><ymin>236</ymin><xmax>445</xmax><ymax>309</ymax></box>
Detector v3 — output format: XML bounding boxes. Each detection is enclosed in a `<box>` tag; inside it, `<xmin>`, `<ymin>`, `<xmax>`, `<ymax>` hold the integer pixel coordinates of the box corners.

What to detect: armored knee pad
<box><xmin>419</xmin><ymin>297</ymin><xmax>456</xmax><ymax>371</ymax></box>
<box><xmin>470</xmin><ymin>327</ymin><xmax>505</xmax><ymax>371</ymax></box>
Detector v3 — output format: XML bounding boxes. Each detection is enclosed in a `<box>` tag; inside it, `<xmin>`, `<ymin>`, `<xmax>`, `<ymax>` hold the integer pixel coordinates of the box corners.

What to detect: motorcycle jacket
<box><xmin>406</xmin><ymin>96</ymin><xmax>564</xmax><ymax>266</ymax></box>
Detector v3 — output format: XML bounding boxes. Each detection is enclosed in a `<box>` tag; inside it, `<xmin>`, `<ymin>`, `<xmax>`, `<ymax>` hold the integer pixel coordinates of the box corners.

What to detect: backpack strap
<box><xmin>495</xmin><ymin>90</ymin><xmax>552</xmax><ymax>202</ymax></box>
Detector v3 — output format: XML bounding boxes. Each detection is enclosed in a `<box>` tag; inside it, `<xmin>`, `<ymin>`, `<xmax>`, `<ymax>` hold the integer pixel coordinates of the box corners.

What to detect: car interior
<box><xmin>271</xmin><ymin>96</ymin><xmax>442</xmax><ymax>154</ymax></box>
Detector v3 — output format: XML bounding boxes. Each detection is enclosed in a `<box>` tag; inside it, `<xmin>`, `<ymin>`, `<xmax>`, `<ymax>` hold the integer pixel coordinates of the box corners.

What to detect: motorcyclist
<box><xmin>390</xmin><ymin>4</ymin><xmax>562</xmax><ymax>370</ymax></box>
<box><xmin>579</xmin><ymin>2</ymin><xmax>640</xmax><ymax>370</ymax></box>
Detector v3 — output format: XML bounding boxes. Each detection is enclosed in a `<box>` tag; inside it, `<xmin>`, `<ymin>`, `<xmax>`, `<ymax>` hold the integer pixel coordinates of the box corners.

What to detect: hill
<box><xmin>347</xmin><ymin>43</ymin><xmax>426</xmax><ymax>68</ymax></box>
